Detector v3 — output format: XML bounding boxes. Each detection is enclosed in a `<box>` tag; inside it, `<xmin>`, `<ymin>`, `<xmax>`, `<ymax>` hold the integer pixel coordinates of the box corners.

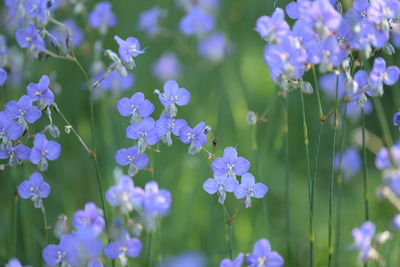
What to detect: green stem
<box><xmin>299</xmin><ymin>89</ymin><xmax>314</xmax><ymax>267</ymax></box>
<box><xmin>283</xmin><ymin>97</ymin><xmax>292</xmax><ymax>263</ymax></box>
<box><xmin>334</xmin><ymin>105</ymin><xmax>348</xmax><ymax>267</ymax></box>
<box><xmin>361</xmin><ymin>107</ymin><xmax>370</xmax><ymax>222</ymax></box>
<box><xmin>222</xmin><ymin>204</ymin><xmax>233</xmax><ymax>259</ymax></box>
<box><xmin>328</xmin><ymin>74</ymin><xmax>340</xmax><ymax>267</ymax></box>
<box><xmin>373</xmin><ymin>97</ymin><xmax>394</xmax><ymax>148</ymax></box>
<box><xmin>148</xmin><ymin>231</ymin><xmax>153</xmax><ymax>267</ymax></box>
<box><xmin>13</xmin><ymin>193</ymin><xmax>18</xmax><ymax>256</ymax></box>
<box><xmin>41</xmin><ymin>205</ymin><xmax>48</xmax><ymax>245</ymax></box>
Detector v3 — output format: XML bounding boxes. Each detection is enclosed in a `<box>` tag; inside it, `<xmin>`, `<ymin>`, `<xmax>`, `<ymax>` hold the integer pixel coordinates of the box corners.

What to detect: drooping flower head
<box><xmin>234</xmin><ymin>173</ymin><xmax>268</xmax><ymax>208</ymax></box>
<box><xmin>114</xmin><ymin>36</ymin><xmax>145</xmax><ymax>66</ymax></box>
<box><xmin>18</xmin><ymin>172</ymin><xmax>50</xmax><ymax>208</ymax></box>
<box><xmin>211</xmin><ymin>146</ymin><xmax>250</xmax><ymax>178</ymax></box>
<box><xmin>246</xmin><ymin>239</ymin><xmax>284</xmax><ymax>267</ymax></box>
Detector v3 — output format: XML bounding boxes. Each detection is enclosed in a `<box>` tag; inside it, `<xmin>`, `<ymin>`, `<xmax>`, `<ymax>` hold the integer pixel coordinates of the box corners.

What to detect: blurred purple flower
<box><xmin>234</xmin><ymin>173</ymin><xmax>268</xmax><ymax>208</ymax></box>
<box><xmin>393</xmin><ymin>214</ymin><xmax>400</xmax><ymax>230</ymax></box>
<box><xmin>255</xmin><ymin>8</ymin><xmax>290</xmax><ymax>42</ymax></box>
<box><xmin>42</xmin><ymin>233</ymin><xmax>74</xmax><ymax>266</ymax></box>
<box><xmin>394</xmin><ymin>112</ymin><xmax>400</xmax><ymax>126</ymax></box>
<box><xmin>97</xmin><ymin>71</ymin><xmax>134</xmax><ymax>92</ymax></box>
<box><xmin>88</xmin><ymin>2</ymin><xmax>117</xmax><ymax>31</ymax></box>
<box><xmin>73</xmin><ymin>202</ymin><xmax>105</xmax><ymax>236</ymax></box>
<box><xmin>219</xmin><ymin>253</ymin><xmax>243</xmax><ymax>267</ymax></box>
<box><xmin>104</xmin><ymin>235</ymin><xmax>142</xmax><ymax>262</ymax></box>
<box><xmin>352</xmin><ymin>221</ymin><xmax>375</xmax><ymax>262</ymax></box>
<box><xmin>198</xmin><ymin>32</ymin><xmax>233</xmax><ymax>62</ymax></box>
<box><xmin>246</xmin><ymin>239</ymin><xmax>284</xmax><ymax>267</ymax></box>
<box><xmin>106</xmin><ymin>175</ymin><xmax>144</xmax><ymax>213</ymax></box>
<box><xmin>18</xmin><ymin>172</ymin><xmax>50</xmax><ymax>208</ymax></box>
<box><xmin>334</xmin><ymin>147</ymin><xmax>361</xmax><ymax>181</ymax></box>
<box><xmin>152</xmin><ymin>52</ymin><xmax>182</xmax><ymax>81</ymax></box>
<box><xmin>179</xmin><ymin>7</ymin><xmax>215</xmax><ymax>36</ymax></box>
<box><xmin>24</xmin><ymin>0</ymin><xmax>48</xmax><ymax>22</ymax></box>
<box><xmin>0</xmin><ymin>68</ymin><xmax>7</xmax><ymax>86</ymax></box>
<box><xmin>51</xmin><ymin>19</ymin><xmax>84</xmax><ymax>47</ymax></box>
<box><xmin>138</xmin><ymin>6</ymin><xmax>165</xmax><ymax>36</ymax></box>
<box><xmin>144</xmin><ymin>181</ymin><xmax>172</xmax><ymax>216</ymax></box>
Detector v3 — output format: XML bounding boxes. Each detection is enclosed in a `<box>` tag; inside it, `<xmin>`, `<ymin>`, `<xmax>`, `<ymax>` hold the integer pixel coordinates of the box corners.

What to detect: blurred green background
<box><xmin>1</xmin><ymin>0</ymin><xmax>400</xmax><ymax>266</ymax></box>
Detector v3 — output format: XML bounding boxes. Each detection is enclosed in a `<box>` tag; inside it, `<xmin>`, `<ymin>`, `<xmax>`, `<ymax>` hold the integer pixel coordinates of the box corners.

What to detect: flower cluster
<box><xmin>256</xmin><ymin>0</ymin><xmax>400</xmax><ymax>104</ymax></box>
<box><xmin>203</xmin><ymin>146</ymin><xmax>268</xmax><ymax>208</ymax></box>
<box><xmin>219</xmin><ymin>238</ymin><xmax>284</xmax><ymax>267</ymax></box>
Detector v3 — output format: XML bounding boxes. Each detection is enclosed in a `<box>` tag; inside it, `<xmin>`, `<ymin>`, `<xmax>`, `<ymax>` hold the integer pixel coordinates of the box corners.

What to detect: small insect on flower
<box><xmin>18</xmin><ymin>172</ymin><xmax>50</xmax><ymax>208</ymax></box>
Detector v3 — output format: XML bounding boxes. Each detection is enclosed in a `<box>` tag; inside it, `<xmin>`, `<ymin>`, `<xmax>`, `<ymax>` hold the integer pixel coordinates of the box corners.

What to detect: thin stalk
<box><xmin>328</xmin><ymin>74</ymin><xmax>340</xmax><ymax>267</ymax></box>
<box><xmin>72</xmin><ymin>58</ymin><xmax>109</xmax><ymax>230</ymax></box>
<box><xmin>13</xmin><ymin>192</ymin><xmax>18</xmax><ymax>256</ymax></box>
<box><xmin>41</xmin><ymin>205</ymin><xmax>48</xmax><ymax>244</ymax></box>
<box><xmin>299</xmin><ymin>89</ymin><xmax>314</xmax><ymax>267</ymax></box>
<box><xmin>222</xmin><ymin>204</ymin><xmax>233</xmax><ymax>259</ymax></box>
<box><xmin>361</xmin><ymin>107</ymin><xmax>369</xmax><ymax>221</ymax></box>
<box><xmin>334</xmin><ymin>105</ymin><xmax>348</xmax><ymax>267</ymax></box>
<box><xmin>372</xmin><ymin>97</ymin><xmax>394</xmax><ymax>148</ymax></box>
<box><xmin>147</xmin><ymin>231</ymin><xmax>153</xmax><ymax>267</ymax></box>
<box><xmin>283</xmin><ymin>97</ymin><xmax>292</xmax><ymax>263</ymax></box>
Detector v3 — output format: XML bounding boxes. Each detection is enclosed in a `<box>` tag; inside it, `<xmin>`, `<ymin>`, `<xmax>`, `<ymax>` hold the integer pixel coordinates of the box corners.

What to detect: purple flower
<box><xmin>0</xmin><ymin>144</ymin><xmax>30</xmax><ymax>166</ymax></box>
<box><xmin>151</xmin><ymin>52</ymin><xmax>182</xmax><ymax>81</ymax></box>
<box><xmin>15</xmin><ymin>24</ymin><xmax>45</xmax><ymax>51</ymax></box>
<box><xmin>138</xmin><ymin>6</ymin><xmax>165</xmax><ymax>36</ymax></box>
<box><xmin>367</xmin><ymin>0</ymin><xmax>400</xmax><ymax>24</ymax></box>
<box><xmin>0</xmin><ymin>111</ymin><xmax>24</xmax><ymax>142</ymax></box>
<box><xmin>106</xmin><ymin>175</ymin><xmax>144</xmax><ymax>213</ymax></box>
<box><xmin>116</xmin><ymin>92</ymin><xmax>154</xmax><ymax>122</ymax></box>
<box><xmin>369</xmin><ymin>57</ymin><xmax>400</xmax><ymax>96</ymax></box>
<box><xmin>143</xmin><ymin>181</ymin><xmax>172</xmax><ymax>216</ymax></box>
<box><xmin>179</xmin><ymin>121</ymin><xmax>207</xmax><ymax>154</ymax></box>
<box><xmin>375</xmin><ymin>144</ymin><xmax>400</xmax><ymax>170</ymax></box>
<box><xmin>18</xmin><ymin>172</ymin><xmax>50</xmax><ymax>208</ymax></box>
<box><xmin>352</xmin><ymin>221</ymin><xmax>375</xmax><ymax>262</ymax></box>
<box><xmin>394</xmin><ymin>112</ymin><xmax>400</xmax><ymax>126</ymax></box>
<box><xmin>179</xmin><ymin>7</ymin><xmax>215</xmax><ymax>36</ymax></box>
<box><xmin>385</xmin><ymin>170</ymin><xmax>400</xmax><ymax>195</ymax></box>
<box><xmin>358</xmin><ymin>21</ymin><xmax>389</xmax><ymax>49</ymax></box>
<box><xmin>285</xmin><ymin>2</ymin><xmax>299</xmax><ymax>19</ymax></box>
<box><xmin>0</xmin><ymin>68</ymin><xmax>7</xmax><ymax>86</ymax></box>
<box><xmin>198</xmin><ymin>32</ymin><xmax>233</xmax><ymax>62</ymax></box>
<box><xmin>156</xmin><ymin>114</ymin><xmax>187</xmax><ymax>146</ymax></box>
<box><xmin>220</xmin><ymin>253</ymin><xmax>244</xmax><ymax>267</ymax></box>
<box><xmin>5</xmin><ymin>95</ymin><xmax>42</xmax><ymax>125</ymax></box>
<box><xmin>255</xmin><ymin>8</ymin><xmax>290</xmax><ymax>42</ymax></box>
<box><xmin>29</xmin><ymin>133</ymin><xmax>61</xmax><ymax>171</ymax></box>
<box><xmin>42</xmin><ymin>234</ymin><xmax>74</xmax><ymax>266</ymax></box>
<box><xmin>161</xmin><ymin>251</ymin><xmax>207</xmax><ymax>267</ymax></box>
<box><xmin>115</xmin><ymin>146</ymin><xmax>149</xmax><ymax>176</ymax></box>
<box><xmin>126</xmin><ymin>117</ymin><xmax>160</xmax><ymax>152</ymax></box>
<box><xmin>88</xmin><ymin>2</ymin><xmax>117</xmax><ymax>31</ymax></box>
<box><xmin>246</xmin><ymin>239</ymin><xmax>284</xmax><ymax>267</ymax></box>
<box><xmin>393</xmin><ymin>214</ymin><xmax>400</xmax><ymax>230</ymax></box>
<box><xmin>298</xmin><ymin>0</ymin><xmax>342</xmax><ymax>32</ymax></box>
<box><xmin>58</xmin><ymin>230</ymin><xmax>103</xmax><ymax>267</ymax></box>
<box><xmin>234</xmin><ymin>173</ymin><xmax>268</xmax><ymax>208</ymax></box>
<box><xmin>334</xmin><ymin>147</ymin><xmax>361</xmax><ymax>181</ymax></box>
<box><xmin>264</xmin><ymin>35</ymin><xmax>307</xmax><ymax>81</ymax></box>
<box><xmin>104</xmin><ymin>235</ymin><xmax>142</xmax><ymax>263</ymax></box>
<box><xmin>73</xmin><ymin>202</ymin><xmax>105</xmax><ymax>236</ymax></box>
<box><xmin>211</xmin><ymin>146</ymin><xmax>250</xmax><ymax>178</ymax></box>
<box><xmin>5</xmin><ymin>258</ymin><xmax>29</xmax><ymax>267</ymax></box>
<box><xmin>26</xmin><ymin>75</ymin><xmax>54</xmax><ymax>106</ymax></box>
<box><xmin>114</xmin><ymin>35</ymin><xmax>145</xmax><ymax>64</ymax></box>
<box><xmin>156</xmin><ymin>80</ymin><xmax>190</xmax><ymax>115</ymax></box>
<box><xmin>203</xmin><ymin>175</ymin><xmax>239</xmax><ymax>204</ymax></box>
<box><xmin>24</xmin><ymin>0</ymin><xmax>48</xmax><ymax>22</ymax></box>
